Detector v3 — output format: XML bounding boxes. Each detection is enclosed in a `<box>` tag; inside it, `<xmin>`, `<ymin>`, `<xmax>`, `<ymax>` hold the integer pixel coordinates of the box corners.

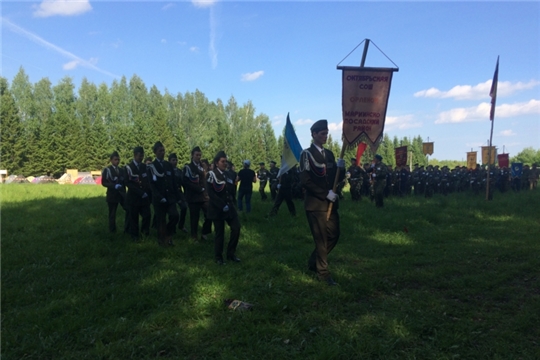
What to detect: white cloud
<box><xmin>415</xmin><ymin>80</ymin><xmax>540</xmax><ymax>100</ymax></box>
<box><xmin>435</xmin><ymin>99</ymin><xmax>540</xmax><ymax>124</ymax></box>
<box><xmin>328</xmin><ymin>122</ymin><xmax>342</xmax><ymax>132</ymax></box>
<box><xmin>190</xmin><ymin>46</ymin><xmax>199</xmax><ymax>52</ymax></box>
<box><xmin>63</xmin><ymin>60</ymin><xmax>80</xmax><ymax>70</ymax></box>
<box><xmin>500</xmin><ymin>129</ymin><xmax>517</xmax><ymax>137</ymax></box>
<box><xmin>241</xmin><ymin>70</ymin><xmax>264</xmax><ymax>82</ymax></box>
<box><xmin>33</xmin><ymin>0</ymin><xmax>92</xmax><ymax>17</ymax></box>
<box><xmin>192</xmin><ymin>0</ymin><xmax>218</xmax><ymax>8</ymax></box>
<box><xmin>2</xmin><ymin>17</ymin><xmax>118</xmax><ymax>78</ymax></box>
<box><xmin>385</xmin><ymin>114</ymin><xmax>422</xmax><ymax>131</ymax></box>
<box><xmin>162</xmin><ymin>3</ymin><xmax>175</xmax><ymax>10</ymax></box>
<box><xmin>295</xmin><ymin>118</ymin><xmax>313</xmax><ymax>126</ymax></box>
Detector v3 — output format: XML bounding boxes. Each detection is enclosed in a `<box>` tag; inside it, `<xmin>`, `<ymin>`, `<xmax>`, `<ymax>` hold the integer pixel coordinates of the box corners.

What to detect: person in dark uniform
<box><xmin>347</xmin><ymin>158</ymin><xmax>363</xmax><ymax>201</ymax></box>
<box><xmin>148</xmin><ymin>141</ymin><xmax>180</xmax><ymax>247</ymax></box>
<box><xmin>257</xmin><ymin>162</ymin><xmax>269</xmax><ymax>200</ymax></box>
<box><xmin>169</xmin><ymin>153</ymin><xmax>188</xmax><ymax>234</ymax></box>
<box><xmin>206</xmin><ymin>151</ymin><xmax>241</xmax><ymax>265</ymax></box>
<box><xmin>101</xmin><ymin>151</ymin><xmax>129</xmax><ymax>234</ymax></box>
<box><xmin>226</xmin><ymin>161</ymin><xmax>237</xmax><ymax>202</ymax></box>
<box><xmin>183</xmin><ymin>146</ymin><xmax>212</xmax><ymax>242</ymax></box>
<box><xmin>268</xmin><ymin>165</ymin><xmax>297</xmax><ymax>217</ymax></box>
<box><xmin>125</xmin><ymin>146</ymin><xmax>151</xmax><ymax>241</ymax></box>
<box><xmin>367</xmin><ymin>154</ymin><xmax>388</xmax><ymax>207</ymax></box>
<box><xmin>237</xmin><ymin>160</ymin><xmax>256</xmax><ymax>212</ymax></box>
<box><xmin>268</xmin><ymin>160</ymin><xmax>280</xmax><ymax>201</ymax></box>
<box><xmin>299</xmin><ymin>119</ymin><xmax>345</xmax><ymax>286</ymax></box>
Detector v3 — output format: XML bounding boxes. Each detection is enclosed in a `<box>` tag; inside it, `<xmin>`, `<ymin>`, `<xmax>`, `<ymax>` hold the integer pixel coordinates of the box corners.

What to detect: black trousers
<box><xmin>269</xmin><ymin>188</ymin><xmax>296</xmax><ymax>216</ymax></box>
<box><xmin>178</xmin><ymin>202</ymin><xmax>188</xmax><ymax>230</ymax></box>
<box><xmin>306</xmin><ymin>210</ymin><xmax>340</xmax><ymax>280</ymax></box>
<box><xmin>130</xmin><ymin>204</ymin><xmax>151</xmax><ymax>239</ymax></box>
<box><xmin>259</xmin><ymin>181</ymin><xmax>268</xmax><ymax>200</ymax></box>
<box><xmin>188</xmin><ymin>202</ymin><xmax>212</xmax><ymax>239</ymax></box>
<box><xmin>270</xmin><ymin>182</ymin><xmax>278</xmax><ymax>200</ymax></box>
<box><xmin>107</xmin><ymin>201</ymin><xmax>130</xmax><ymax>233</ymax></box>
<box><xmin>213</xmin><ymin>216</ymin><xmax>241</xmax><ymax>261</ymax></box>
<box><xmin>154</xmin><ymin>202</ymin><xmax>179</xmax><ymax>241</ymax></box>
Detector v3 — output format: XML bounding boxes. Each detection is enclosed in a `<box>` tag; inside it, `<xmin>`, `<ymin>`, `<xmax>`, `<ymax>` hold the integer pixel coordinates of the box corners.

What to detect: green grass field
<box><xmin>2</xmin><ymin>184</ymin><xmax>539</xmax><ymax>359</ymax></box>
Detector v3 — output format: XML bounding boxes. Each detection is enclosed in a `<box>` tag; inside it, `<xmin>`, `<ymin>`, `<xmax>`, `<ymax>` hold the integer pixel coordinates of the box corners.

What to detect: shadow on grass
<box><xmin>2</xmin><ymin>184</ymin><xmax>540</xmax><ymax>359</ymax></box>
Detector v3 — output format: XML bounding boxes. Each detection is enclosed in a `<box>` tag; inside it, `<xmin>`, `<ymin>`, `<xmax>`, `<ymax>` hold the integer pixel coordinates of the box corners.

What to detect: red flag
<box><xmin>489</xmin><ymin>56</ymin><xmax>499</xmax><ymax>121</ymax></box>
<box><xmin>356</xmin><ymin>142</ymin><xmax>367</xmax><ymax>166</ymax></box>
<box><xmin>497</xmin><ymin>153</ymin><xmax>509</xmax><ymax>168</ymax></box>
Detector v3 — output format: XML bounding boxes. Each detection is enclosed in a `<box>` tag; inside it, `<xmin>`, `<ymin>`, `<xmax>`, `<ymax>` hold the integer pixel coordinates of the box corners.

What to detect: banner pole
<box><xmin>485</xmin><ymin>115</ymin><xmax>495</xmax><ymax>200</ymax></box>
<box><xmin>327</xmin><ymin>143</ymin><xmax>347</xmax><ymax>220</ymax></box>
<box><xmin>327</xmin><ymin>38</ymin><xmax>370</xmax><ymax>220</ymax></box>
<box><xmin>360</xmin><ymin>39</ymin><xmax>370</xmax><ymax>67</ymax></box>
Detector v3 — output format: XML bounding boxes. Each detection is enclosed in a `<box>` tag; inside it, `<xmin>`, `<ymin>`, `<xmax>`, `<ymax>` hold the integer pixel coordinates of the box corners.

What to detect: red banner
<box><xmin>355</xmin><ymin>143</ymin><xmax>367</xmax><ymax>166</ymax></box>
<box><xmin>395</xmin><ymin>146</ymin><xmax>408</xmax><ymax>167</ymax></box>
<box><xmin>497</xmin><ymin>153</ymin><xmax>509</xmax><ymax>168</ymax></box>
<box><xmin>340</xmin><ymin>67</ymin><xmax>395</xmax><ymax>149</ymax></box>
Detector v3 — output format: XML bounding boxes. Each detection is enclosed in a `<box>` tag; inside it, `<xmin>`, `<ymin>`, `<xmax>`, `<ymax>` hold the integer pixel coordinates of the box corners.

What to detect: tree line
<box><xmin>3</xmin><ymin>67</ymin><xmax>535</xmax><ymax>178</ymax></box>
<box><xmin>1</xmin><ymin>68</ymin><xmax>280</xmax><ymax>177</ymax></box>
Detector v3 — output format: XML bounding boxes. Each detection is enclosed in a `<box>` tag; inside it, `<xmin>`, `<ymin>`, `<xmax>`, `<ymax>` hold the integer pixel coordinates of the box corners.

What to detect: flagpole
<box><xmin>486</xmin><ymin>56</ymin><xmax>499</xmax><ymax>201</ymax></box>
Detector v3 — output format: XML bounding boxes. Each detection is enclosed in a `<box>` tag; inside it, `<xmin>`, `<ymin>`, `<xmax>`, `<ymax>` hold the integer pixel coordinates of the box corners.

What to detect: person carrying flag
<box><xmin>299</xmin><ymin>119</ymin><xmax>345</xmax><ymax>286</ymax></box>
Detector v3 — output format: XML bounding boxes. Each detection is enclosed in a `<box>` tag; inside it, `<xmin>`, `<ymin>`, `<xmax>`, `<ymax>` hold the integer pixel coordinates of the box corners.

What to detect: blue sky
<box><xmin>2</xmin><ymin>0</ymin><xmax>539</xmax><ymax>161</ymax></box>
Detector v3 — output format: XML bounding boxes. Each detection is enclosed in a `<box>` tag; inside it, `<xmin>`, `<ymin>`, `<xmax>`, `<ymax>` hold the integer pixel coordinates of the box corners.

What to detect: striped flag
<box><xmin>277</xmin><ymin>113</ymin><xmax>303</xmax><ymax>178</ymax></box>
<box><xmin>489</xmin><ymin>56</ymin><xmax>499</xmax><ymax>121</ymax></box>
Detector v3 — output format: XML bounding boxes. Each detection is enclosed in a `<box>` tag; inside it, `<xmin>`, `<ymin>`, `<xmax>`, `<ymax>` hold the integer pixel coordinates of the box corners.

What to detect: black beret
<box><xmin>133</xmin><ymin>146</ymin><xmax>144</xmax><ymax>155</ymax></box>
<box><xmin>191</xmin><ymin>146</ymin><xmax>202</xmax><ymax>154</ymax></box>
<box><xmin>270</xmin><ymin>160</ymin><xmax>277</xmax><ymax>165</ymax></box>
<box><xmin>153</xmin><ymin>141</ymin><xmax>164</xmax><ymax>153</ymax></box>
<box><xmin>310</xmin><ymin>119</ymin><xmax>328</xmax><ymax>133</ymax></box>
<box><xmin>259</xmin><ymin>162</ymin><xmax>265</xmax><ymax>166</ymax></box>
<box><xmin>375</xmin><ymin>154</ymin><xmax>383</xmax><ymax>161</ymax></box>
<box><xmin>351</xmin><ymin>158</ymin><xmax>356</xmax><ymax>162</ymax></box>
<box><xmin>168</xmin><ymin>153</ymin><xmax>178</xmax><ymax>161</ymax></box>
<box><xmin>213</xmin><ymin>150</ymin><xmax>227</xmax><ymax>164</ymax></box>
<box><xmin>110</xmin><ymin>151</ymin><xmax>120</xmax><ymax>159</ymax></box>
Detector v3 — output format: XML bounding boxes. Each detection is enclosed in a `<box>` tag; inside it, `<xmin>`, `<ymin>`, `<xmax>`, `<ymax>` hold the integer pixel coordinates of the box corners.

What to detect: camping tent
<box><xmin>76</xmin><ymin>175</ymin><xmax>97</xmax><ymax>185</ymax></box>
<box><xmin>4</xmin><ymin>175</ymin><xmax>17</xmax><ymax>184</ymax></box>
<box><xmin>57</xmin><ymin>173</ymin><xmax>72</xmax><ymax>184</ymax></box>
<box><xmin>9</xmin><ymin>175</ymin><xmax>29</xmax><ymax>183</ymax></box>
<box><xmin>33</xmin><ymin>175</ymin><xmax>57</xmax><ymax>184</ymax></box>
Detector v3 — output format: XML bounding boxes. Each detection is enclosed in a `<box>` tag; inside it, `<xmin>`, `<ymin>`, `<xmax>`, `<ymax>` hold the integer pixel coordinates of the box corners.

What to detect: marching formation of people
<box><xmin>341</xmin><ymin>158</ymin><xmax>539</xmax><ymax>205</ymax></box>
<box><xmin>102</xmin><ymin>133</ymin><xmax>538</xmax><ymax>282</ymax></box>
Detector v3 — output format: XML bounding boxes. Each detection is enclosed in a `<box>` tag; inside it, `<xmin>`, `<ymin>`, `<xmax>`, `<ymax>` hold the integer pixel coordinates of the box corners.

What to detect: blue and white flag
<box><xmin>277</xmin><ymin>113</ymin><xmax>303</xmax><ymax>178</ymax></box>
<box><xmin>511</xmin><ymin>163</ymin><xmax>523</xmax><ymax>177</ymax></box>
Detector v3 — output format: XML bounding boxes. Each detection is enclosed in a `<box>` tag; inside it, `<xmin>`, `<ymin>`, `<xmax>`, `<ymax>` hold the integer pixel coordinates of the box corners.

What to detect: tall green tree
<box><xmin>0</xmin><ymin>77</ymin><xmax>25</xmax><ymax>174</ymax></box>
<box><xmin>11</xmin><ymin>68</ymin><xmax>37</xmax><ymax>174</ymax></box>
<box><xmin>32</xmin><ymin>78</ymin><xmax>55</xmax><ymax>175</ymax></box>
<box><xmin>148</xmin><ymin>85</ymin><xmax>174</xmax><ymax>154</ymax></box>
<box><xmin>110</xmin><ymin>76</ymin><xmax>133</xmax><ymax>161</ymax></box>
<box><xmin>50</xmin><ymin>76</ymin><xmax>81</xmax><ymax>176</ymax></box>
<box><xmin>129</xmin><ymin>74</ymin><xmax>152</xmax><ymax>154</ymax></box>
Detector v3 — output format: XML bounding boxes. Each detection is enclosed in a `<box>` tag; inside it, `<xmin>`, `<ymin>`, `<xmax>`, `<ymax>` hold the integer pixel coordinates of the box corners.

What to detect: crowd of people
<box><xmin>102</xmin><ymin>126</ymin><xmax>538</xmax><ymax>285</ymax></box>
<box><xmin>342</xmin><ymin>160</ymin><xmax>539</xmax><ymax>205</ymax></box>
